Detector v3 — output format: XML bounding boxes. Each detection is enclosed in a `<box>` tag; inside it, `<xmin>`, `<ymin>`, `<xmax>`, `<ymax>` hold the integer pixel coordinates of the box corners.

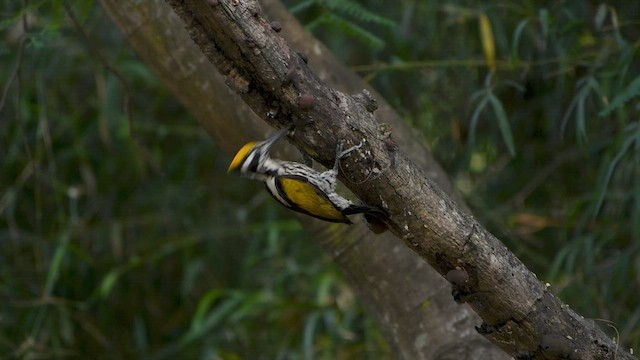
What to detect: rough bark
<box><xmin>101</xmin><ymin>1</ymin><xmax>506</xmax><ymax>359</ymax></box>
<box><xmin>102</xmin><ymin>0</ymin><xmax>634</xmax><ymax>359</ymax></box>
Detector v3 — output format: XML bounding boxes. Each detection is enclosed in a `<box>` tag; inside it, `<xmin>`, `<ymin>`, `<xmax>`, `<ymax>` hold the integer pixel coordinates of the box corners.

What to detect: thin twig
<box><xmin>350</xmin><ymin>50</ymin><xmax>624</xmax><ymax>73</ymax></box>
<box><xmin>5</xmin><ymin>0</ymin><xmax>32</xmax><ymax>242</ymax></box>
<box><xmin>0</xmin><ymin>2</ymin><xmax>28</xmax><ymax>116</ymax></box>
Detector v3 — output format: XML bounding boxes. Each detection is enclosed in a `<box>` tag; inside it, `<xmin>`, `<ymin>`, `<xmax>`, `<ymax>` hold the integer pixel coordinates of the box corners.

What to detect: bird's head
<box><xmin>228</xmin><ymin>141</ymin><xmax>259</xmax><ymax>173</ymax></box>
<box><xmin>228</xmin><ymin>126</ymin><xmax>291</xmax><ymax>174</ymax></box>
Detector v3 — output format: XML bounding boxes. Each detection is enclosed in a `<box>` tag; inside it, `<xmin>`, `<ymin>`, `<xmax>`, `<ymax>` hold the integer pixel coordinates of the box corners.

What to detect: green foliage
<box><xmin>0</xmin><ymin>1</ymin><xmax>387</xmax><ymax>358</ymax></box>
<box><xmin>468</xmin><ymin>76</ymin><xmax>518</xmax><ymax>157</ymax></box>
<box><xmin>290</xmin><ymin>0</ymin><xmax>394</xmax><ymax>49</ymax></box>
<box><xmin>306</xmin><ymin>12</ymin><xmax>386</xmax><ymax>50</ymax></box>
<box><xmin>599</xmin><ymin>75</ymin><xmax>640</xmax><ymax>117</ymax></box>
<box><xmin>561</xmin><ymin>75</ymin><xmax>605</xmax><ymax>143</ymax></box>
<box><xmin>4</xmin><ymin>0</ymin><xmax>640</xmax><ymax>357</ymax></box>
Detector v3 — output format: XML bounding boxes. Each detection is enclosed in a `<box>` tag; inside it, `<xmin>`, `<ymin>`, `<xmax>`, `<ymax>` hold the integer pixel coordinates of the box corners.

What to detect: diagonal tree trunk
<box><xmin>100</xmin><ymin>1</ymin><xmax>503</xmax><ymax>358</ymax></box>
<box><xmin>102</xmin><ymin>0</ymin><xmax>632</xmax><ymax>359</ymax></box>
<box><xmin>99</xmin><ymin>1</ymin><xmax>499</xmax><ymax>358</ymax></box>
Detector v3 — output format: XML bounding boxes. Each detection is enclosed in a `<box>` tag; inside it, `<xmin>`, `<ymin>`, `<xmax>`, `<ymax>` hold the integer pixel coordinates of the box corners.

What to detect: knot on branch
<box><xmin>226</xmin><ymin>68</ymin><xmax>250</xmax><ymax>94</ymax></box>
<box><xmin>447</xmin><ymin>268</ymin><xmax>471</xmax><ymax>304</ymax></box>
<box><xmin>353</xmin><ymin>89</ymin><xmax>378</xmax><ymax>112</ymax></box>
<box><xmin>540</xmin><ymin>333</ymin><xmax>575</xmax><ymax>359</ymax></box>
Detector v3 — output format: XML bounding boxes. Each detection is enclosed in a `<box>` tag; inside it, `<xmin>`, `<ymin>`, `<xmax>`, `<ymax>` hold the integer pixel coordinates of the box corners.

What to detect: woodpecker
<box><xmin>228</xmin><ymin>126</ymin><xmax>386</xmax><ymax>224</ymax></box>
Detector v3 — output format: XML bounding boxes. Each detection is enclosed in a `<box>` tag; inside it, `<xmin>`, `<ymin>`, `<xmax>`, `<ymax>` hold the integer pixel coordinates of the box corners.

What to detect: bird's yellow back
<box><xmin>277</xmin><ymin>177</ymin><xmax>348</xmax><ymax>223</ymax></box>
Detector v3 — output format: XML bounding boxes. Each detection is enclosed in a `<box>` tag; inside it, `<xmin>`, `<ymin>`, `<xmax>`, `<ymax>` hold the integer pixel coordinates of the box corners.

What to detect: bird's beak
<box><xmin>261</xmin><ymin>125</ymin><xmax>292</xmax><ymax>150</ymax></box>
<box><xmin>228</xmin><ymin>125</ymin><xmax>292</xmax><ymax>172</ymax></box>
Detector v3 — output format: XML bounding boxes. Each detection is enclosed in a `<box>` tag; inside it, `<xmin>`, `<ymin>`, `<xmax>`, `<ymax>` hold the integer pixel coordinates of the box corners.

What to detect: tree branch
<box><xmin>160</xmin><ymin>1</ymin><xmax>633</xmax><ymax>358</ymax></box>
<box><xmin>101</xmin><ymin>0</ymin><xmax>504</xmax><ymax>358</ymax></box>
<box><xmin>107</xmin><ymin>1</ymin><xmax>627</xmax><ymax>358</ymax></box>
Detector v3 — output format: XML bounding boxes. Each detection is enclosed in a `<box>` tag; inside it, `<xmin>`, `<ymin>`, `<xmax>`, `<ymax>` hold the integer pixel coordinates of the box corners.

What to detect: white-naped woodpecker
<box><xmin>228</xmin><ymin>125</ymin><xmax>387</xmax><ymax>225</ymax></box>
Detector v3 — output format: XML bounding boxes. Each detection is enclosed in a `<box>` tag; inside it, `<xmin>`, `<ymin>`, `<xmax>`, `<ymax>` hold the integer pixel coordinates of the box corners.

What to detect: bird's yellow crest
<box><xmin>228</xmin><ymin>142</ymin><xmax>257</xmax><ymax>172</ymax></box>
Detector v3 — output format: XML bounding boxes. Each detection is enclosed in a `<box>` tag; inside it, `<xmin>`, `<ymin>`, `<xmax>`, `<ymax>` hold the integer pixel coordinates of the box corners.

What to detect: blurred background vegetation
<box><xmin>1</xmin><ymin>0</ymin><xmax>638</xmax><ymax>358</ymax></box>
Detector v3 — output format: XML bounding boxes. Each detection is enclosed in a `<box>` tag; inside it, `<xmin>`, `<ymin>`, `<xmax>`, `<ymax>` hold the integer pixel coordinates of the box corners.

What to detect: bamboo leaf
<box><xmin>289</xmin><ymin>0</ymin><xmax>315</xmax><ymax>14</ymax></box>
<box><xmin>478</xmin><ymin>13</ymin><xmax>496</xmax><ymax>71</ymax></box>
<box><xmin>327</xmin><ymin>0</ymin><xmax>395</xmax><ymax>27</ymax></box>
<box><xmin>594</xmin><ymin>4</ymin><xmax>608</xmax><ymax>30</ymax></box>
<box><xmin>44</xmin><ymin>233</ymin><xmax>71</xmax><ymax>296</ymax></box>
<box><xmin>599</xmin><ymin>76</ymin><xmax>640</xmax><ymax>117</ymax></box>
<box><xmin>489</xmin><ymin>94</ymin><xmax>516</xmax><ymax>156</ymax></box>
<box><xmin>307</xmin><ymin>13</ymin><xmax>386</xmax><ymax>49</ymax></box>
<box><xmin>191</xmin><ymin>289</ymin><xmax>227</xmax><ymax>331</ymax></box>
<box><xmin>538</xmin><ymin>8</ymin><xmax>549</xmax><ymax>39</ymax></box>
<box><xmin>468</xmin><ymin>95</ymin><xmax>491</xmax><ymax>152</ymax></box>
<box><xmin>511</xmin><ymin>19</ymin><xmax>530</xmax><ymax>61</ymax></box>
<box><xmin>99</xmin><ymin>269</ymin><xmax>121</xmax><ymax>298</ymax></box>
<box><xmin>593</xmin><ymin>127</ymin><xmax>636</xmax><ymax>217</ymax></box>
<box><xmin>303</xmin><ymin>312</ymin><xmax>321</xmax><ymax>360</ymax></box>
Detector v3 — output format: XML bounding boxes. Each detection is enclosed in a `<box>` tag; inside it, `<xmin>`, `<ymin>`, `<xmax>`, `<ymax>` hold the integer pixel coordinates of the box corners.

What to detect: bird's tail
<box><xmin>343</xmin><ymin>205</ymin><xmax>389</xmax><ymax>234</ymax></box>
<box><xmin>343</xmin><ymin>204</ymin><xmax>387</xmax><ymax>217</ymax></box>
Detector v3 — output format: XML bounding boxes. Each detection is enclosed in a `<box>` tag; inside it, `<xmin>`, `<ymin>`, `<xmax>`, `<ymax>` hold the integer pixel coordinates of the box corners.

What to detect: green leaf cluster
<box><xmin>290</xmin><ymin>0</ymin><xmax>395</xmax><ymax>49</ymax></box>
